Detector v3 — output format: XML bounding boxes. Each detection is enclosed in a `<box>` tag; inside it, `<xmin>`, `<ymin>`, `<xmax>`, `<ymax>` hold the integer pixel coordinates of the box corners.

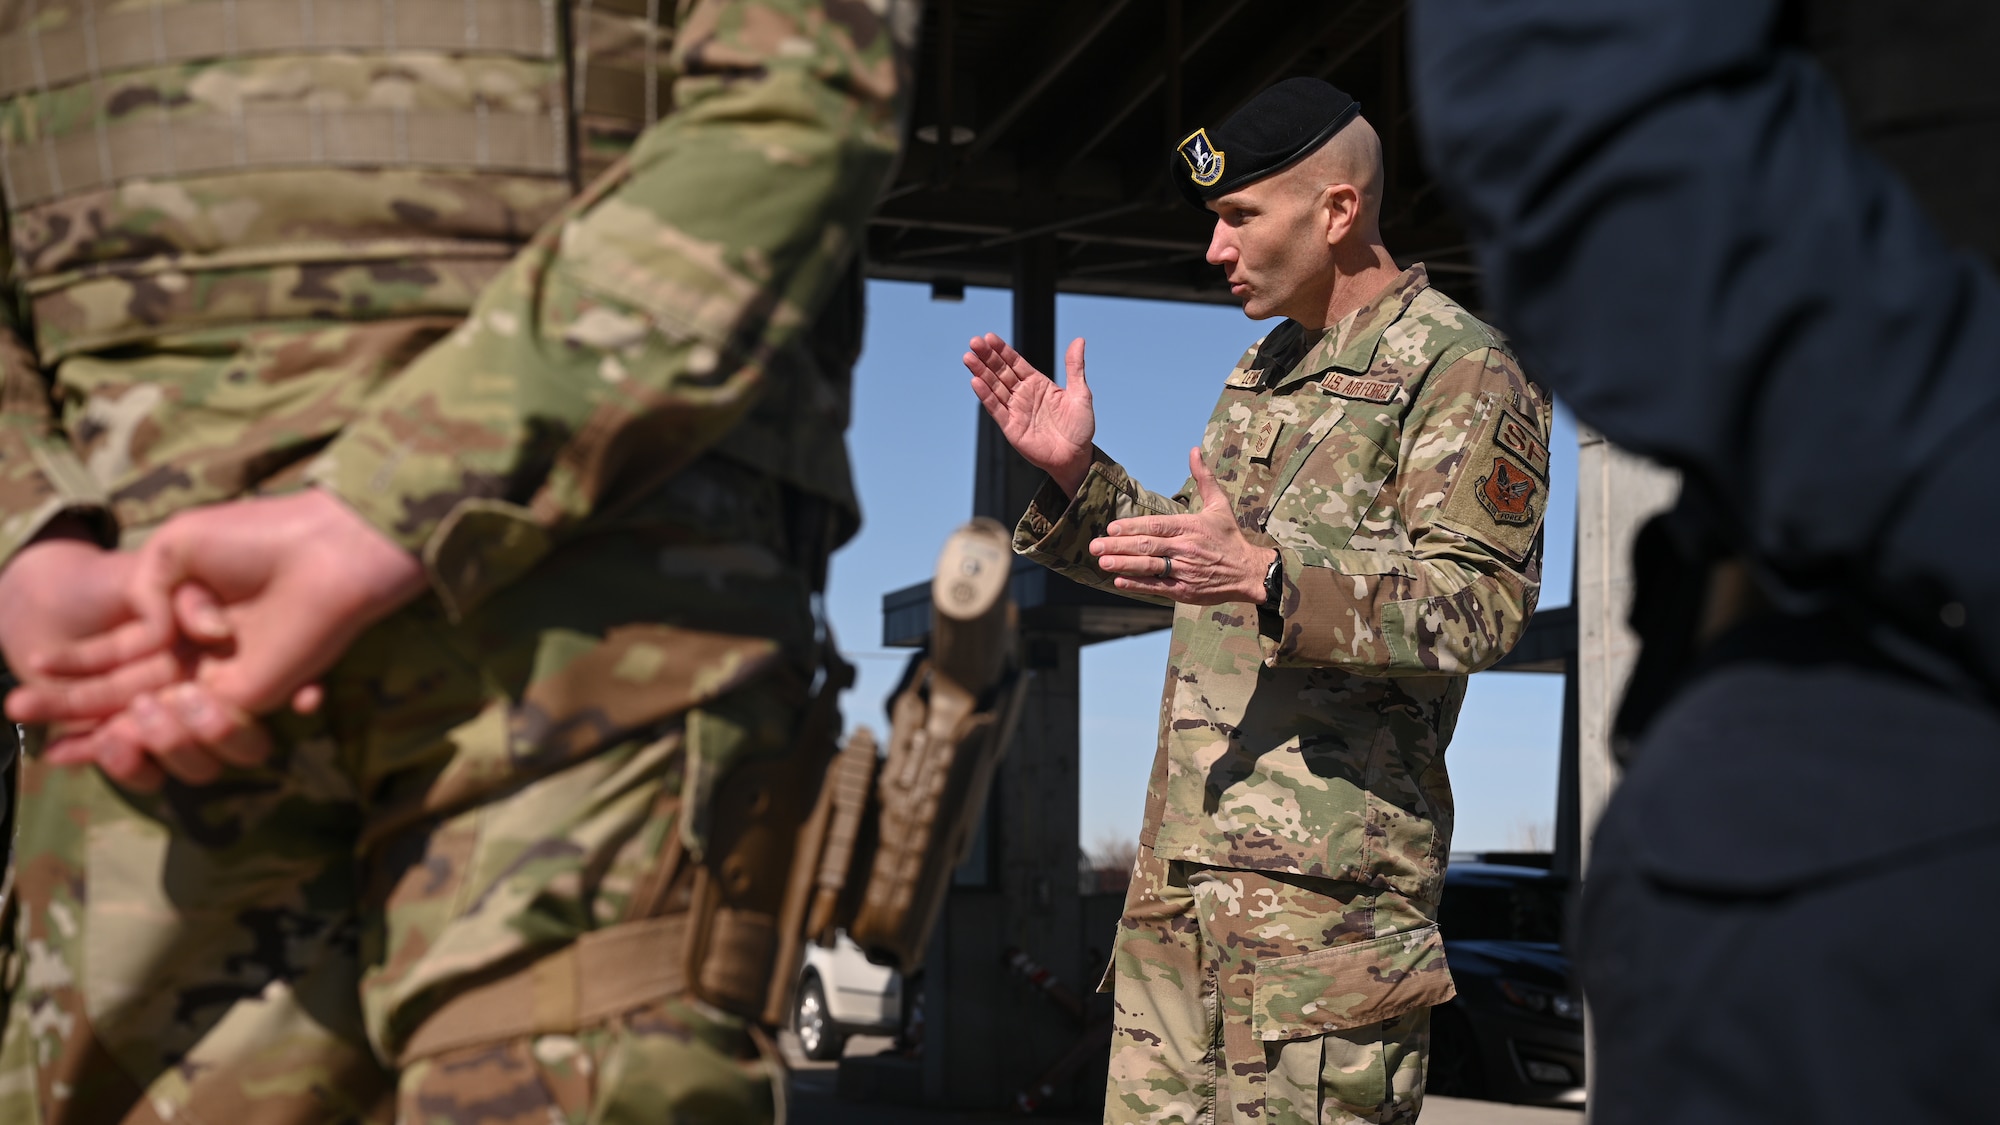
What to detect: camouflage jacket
<box><xmin>0</xmin><ymin>0</ymin><xmax>910</xmax><ymax>615</ymax></box>
<box><xmin>1016</xmin><ymin>266</ymin><xmax>1549</xmax><ymax>901</ymax></box>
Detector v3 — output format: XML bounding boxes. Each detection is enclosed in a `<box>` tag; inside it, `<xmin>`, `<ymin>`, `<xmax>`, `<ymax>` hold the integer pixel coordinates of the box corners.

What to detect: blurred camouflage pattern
<box><xmin>1107</xmin><ymin>848</ymin><xmax>1448</xmax><ymax>1125</ymax></box>
<box><xmin>1015</xmin><ymin>265</ymin><xmax>1547</xmax><ymax>1122</ymax></box>
<box><xmin>0</xmin><ymin>0</ymin><xmax>913</xmax><ymax>1119</ymax></box>
<box><xmin>302</xmin><ymin>0</ymin><xmax>907</xmax><ymax>615</ymax></box>
<box><xmin>0</xmin><ymin>518</ymin><xmax>810</xmax><ymax>1122</ymax></box>
<box><xmin>0</xmin><ymin>0</ymin><xmax>908</xmax><ymax>580</ymax></box>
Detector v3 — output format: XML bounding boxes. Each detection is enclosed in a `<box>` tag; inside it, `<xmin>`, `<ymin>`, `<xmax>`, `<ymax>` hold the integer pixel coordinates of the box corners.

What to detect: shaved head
<box><xmin>1288</xmin><ymin>115</ymin><xmax>1385</xmax><ymax>230</ymax></box>
<box><xmin>1203</xmin><ymin>111</ymin><xmax>1399</xmax><ymax>330</ymax></box>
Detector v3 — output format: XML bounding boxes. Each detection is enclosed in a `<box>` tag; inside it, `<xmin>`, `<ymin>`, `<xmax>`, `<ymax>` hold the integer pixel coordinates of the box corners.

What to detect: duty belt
<box><xmin>397</xmin><ymin>914</ymin><xmax>690</xmax><ymax>1065</ymax></box>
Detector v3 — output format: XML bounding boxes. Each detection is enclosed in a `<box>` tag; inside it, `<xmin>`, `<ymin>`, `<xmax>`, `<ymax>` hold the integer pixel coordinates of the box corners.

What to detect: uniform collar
<box><xmin>1272</xmin><ymin>263</ymin><xmax>1431</xmax><ymax>389</ymax></box>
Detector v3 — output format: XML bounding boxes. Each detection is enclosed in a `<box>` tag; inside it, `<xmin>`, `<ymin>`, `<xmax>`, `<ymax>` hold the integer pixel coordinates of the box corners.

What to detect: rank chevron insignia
<box><xmin>1179</xmin><ymin>127</ymin><xmax>1225</xmax><ymax>188</ymax></box>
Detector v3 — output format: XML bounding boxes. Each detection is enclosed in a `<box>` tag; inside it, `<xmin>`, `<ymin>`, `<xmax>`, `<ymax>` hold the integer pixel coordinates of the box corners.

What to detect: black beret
<box><xmin>1173</xmin><ymin>77</ymin><xmax>1361</xmax><ymax>210</ymax></box>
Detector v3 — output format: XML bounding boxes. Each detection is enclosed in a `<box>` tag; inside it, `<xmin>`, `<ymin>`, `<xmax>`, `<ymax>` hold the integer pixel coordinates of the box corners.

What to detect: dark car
<box><xmin>1427</xmin><ymin>858</ymin><xmax>1586</xmax><ymax>1108</ymax></box>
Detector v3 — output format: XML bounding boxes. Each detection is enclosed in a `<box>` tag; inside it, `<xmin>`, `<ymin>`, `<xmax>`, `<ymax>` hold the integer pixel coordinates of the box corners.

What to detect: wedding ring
<box><xmin>1161</xmin><ymin>555</ymin><xmax>1174</xmax><ymax>580</ymax></box>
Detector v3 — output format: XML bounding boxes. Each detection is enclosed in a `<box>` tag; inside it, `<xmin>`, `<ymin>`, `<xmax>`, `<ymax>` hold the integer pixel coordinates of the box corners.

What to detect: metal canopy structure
<box><xmin>863</xmin><ymin>0</ymin><xmax>1482</xmax><ymax>309</ymax></box>
<box><xmin>855</xmin><ymin>3</ymin><xmax>1568</xmax><ymax>1113</ymax></box>
<box><xmin>850</xmin><ymin>3</ymin><xmax>1591</xmax><ymax>1113</ymax></box>
<box><xmin>856</xmin><ymin>3</ymin><xmax>2000</xmax><ymax>1114</ymax></box>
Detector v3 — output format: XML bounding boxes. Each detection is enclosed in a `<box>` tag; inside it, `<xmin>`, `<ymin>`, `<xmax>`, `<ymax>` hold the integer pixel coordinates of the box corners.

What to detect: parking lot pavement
<box><xmin>783</xmin><ymin>1034</ymin><xmax>1582</xmax><ymax>1125</ymax></box>
<box><xmin>785</xmin><ymin>1035</ymin><xmax>1087</xmax><ymax>1125</ymax></box>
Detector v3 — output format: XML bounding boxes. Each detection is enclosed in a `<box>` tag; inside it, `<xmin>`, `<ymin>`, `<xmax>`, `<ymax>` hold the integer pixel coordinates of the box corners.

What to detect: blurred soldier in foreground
<box><xmin>1414</xmin><ymin>1</ymin><xmax>2000</xmax><ymax>1121</ymax></box>
<box><xmin>965</xmin><ymin>78</ymin><xmax>1550</xmax><ymax>1125</ymax></box>
<box><xmin>0</xmin><ymin>0</ymin><xmax>912</xmax><ymax>1119</ymax></box>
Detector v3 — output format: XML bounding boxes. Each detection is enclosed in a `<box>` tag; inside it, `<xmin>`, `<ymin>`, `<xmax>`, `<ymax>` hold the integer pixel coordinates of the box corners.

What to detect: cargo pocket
<box><xmin>1253</xmin><ymin>924</ymin><xmax>1455</xmax><ymax>1122</ymax></box>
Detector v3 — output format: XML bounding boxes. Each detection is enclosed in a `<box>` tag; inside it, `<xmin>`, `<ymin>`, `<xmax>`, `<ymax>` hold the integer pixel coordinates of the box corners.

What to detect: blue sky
<box><xmin>824</xmin><ymin>280</ymin><xmax>1578</xmax><ymax>858</ymax></box>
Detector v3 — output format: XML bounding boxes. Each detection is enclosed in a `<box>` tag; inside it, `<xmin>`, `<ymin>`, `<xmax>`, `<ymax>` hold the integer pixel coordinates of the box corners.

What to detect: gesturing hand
<box><xmin>1090</xmin><ymin>448</ymin><xmax>1277</xmax><ymax>607</ymax></box>
<box><xmin>9</xmin><ymin>489</ymin><xmax>429</xmax><ymax>789</ymax></box>
<box><xmin>964</xmin><ymin>333</ymin><xmax>1096</xmax><ymax>498</ymax></box>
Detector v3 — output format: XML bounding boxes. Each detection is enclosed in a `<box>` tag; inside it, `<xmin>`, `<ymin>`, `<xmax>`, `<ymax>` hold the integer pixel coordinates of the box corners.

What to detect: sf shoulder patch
<box><xmin>1438</xmin><ymin>405</ymin><xmax>1548</xmax><ymax>561</ymax></box>
<box><xmin>1179</xmin><ymin>128</ymin><xmax>1226</xmax><ymax>188</ymax></box>
<box><xmin>1492</xmin><ymin>409</ymin><xmax>1549</xmax><ymax>477</ymax></box>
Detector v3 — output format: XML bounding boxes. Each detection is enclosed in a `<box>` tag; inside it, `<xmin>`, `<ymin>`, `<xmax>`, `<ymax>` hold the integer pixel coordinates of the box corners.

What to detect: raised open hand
<box><xmin>964</xmin><ymin>333</ymin><xmax>1096</xmax><ymax>498</ymax></box>
<box><xmin>1089</xmin><ymin>448</ymin><xmax>1276</xmax><ymax>606</ymax></box>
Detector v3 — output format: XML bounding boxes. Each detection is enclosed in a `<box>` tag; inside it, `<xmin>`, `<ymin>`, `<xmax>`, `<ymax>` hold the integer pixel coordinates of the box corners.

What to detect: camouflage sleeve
<box><xmin>1266</xmin><ymin>347</ymin><xmax>1548</xmax><ymax>675</ymax></box>
<box><xmin>1012</xmin><ymin>448</ymin><xmax>1183</xmax><ymax>608</ymax></box>
<box><xmin>308</xmin><ymin>0</ymin><xmax>913</xmax><ymax>618</ymax></box>
<box><xmin>0</xmin><ymin>216</ymin><xmax>114</xmax><ymax>567</ymax></box>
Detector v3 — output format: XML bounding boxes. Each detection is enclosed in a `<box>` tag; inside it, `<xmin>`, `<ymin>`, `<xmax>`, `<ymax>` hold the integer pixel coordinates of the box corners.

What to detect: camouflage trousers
<box><xmin>0</xmin><ymin>521</ymin><xmax>815</xmax><ymax>1124</ymax></box>
<box><xmin>1104</xmin><ymin>847</ymin><xmax>1454</xmax><ymax>1125</ymax></box>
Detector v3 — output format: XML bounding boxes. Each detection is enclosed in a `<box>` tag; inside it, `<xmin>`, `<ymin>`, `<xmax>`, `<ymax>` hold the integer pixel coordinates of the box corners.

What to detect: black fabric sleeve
<box><xmin>1410</xmin><ymin>0</ymin><xmax>2000</xmax><ymax>693</ymax></box>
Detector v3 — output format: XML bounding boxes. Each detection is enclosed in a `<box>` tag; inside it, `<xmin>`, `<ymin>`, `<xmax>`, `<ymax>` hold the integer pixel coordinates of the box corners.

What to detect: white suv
<box><xmin>792</xmin><ymin>931</ymin><xmax>904</xmax><ymax>1061</ymax></box>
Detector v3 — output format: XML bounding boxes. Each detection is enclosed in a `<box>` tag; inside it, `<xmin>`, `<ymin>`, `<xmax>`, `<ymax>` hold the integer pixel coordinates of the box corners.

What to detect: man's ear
<box><xmin>1322</xmin><ymin>182</ymin><xmax>1360</xmax><ymax>248</ymax></box>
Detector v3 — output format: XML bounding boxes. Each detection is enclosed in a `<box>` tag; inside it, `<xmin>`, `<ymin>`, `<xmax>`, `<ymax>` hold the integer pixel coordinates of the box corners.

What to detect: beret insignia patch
<box><xmin>1179</xmin><ymin>128</ymin><xmax>1226</xmax><ymax>188</ymax></box>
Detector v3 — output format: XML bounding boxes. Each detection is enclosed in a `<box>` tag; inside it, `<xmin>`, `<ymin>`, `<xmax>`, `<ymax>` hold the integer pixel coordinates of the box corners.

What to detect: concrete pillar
<box><xmin>928</xmin><ymin>234</ymin><xmax>1088</xmax><ymax>1110</ymax></box>
<box><xmin>1574</xmin><ymin>428</ymin><xmax>1678</xmax><ymax>867</ymax></box>
<box><xmin>1574</xmin><ymin>427</ymin><xmax>1677</xmax><ymax>1116</ymax></box>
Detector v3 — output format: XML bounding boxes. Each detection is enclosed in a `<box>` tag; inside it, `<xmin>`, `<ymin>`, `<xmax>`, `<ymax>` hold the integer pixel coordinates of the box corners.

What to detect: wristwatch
<box><xmin>1261</xmin><ymin>550</ymin><xmax>1284</xmax><ymax>608</ymax></box>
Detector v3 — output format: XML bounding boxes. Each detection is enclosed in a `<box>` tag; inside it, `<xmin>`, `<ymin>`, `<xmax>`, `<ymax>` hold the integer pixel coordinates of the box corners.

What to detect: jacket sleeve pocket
<box><xmin>1250</xmin><ymin>923</ymin><xmax>1456</xmax><ymax>1042</ymax></box>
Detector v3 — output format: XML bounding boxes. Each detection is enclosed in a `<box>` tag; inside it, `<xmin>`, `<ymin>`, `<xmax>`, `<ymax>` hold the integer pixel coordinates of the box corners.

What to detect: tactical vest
<box><xmin>0</xmin><ymin>0</ymin><xmax>858</xmax><ymax>540</ymax></box>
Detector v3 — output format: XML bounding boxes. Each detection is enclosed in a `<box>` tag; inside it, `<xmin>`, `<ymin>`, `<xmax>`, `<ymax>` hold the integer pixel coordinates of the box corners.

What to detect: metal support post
<box><xmin>931</xmin><ymin>235</ymin><xmax>1088</xmax><ymax>1110</ymax></box>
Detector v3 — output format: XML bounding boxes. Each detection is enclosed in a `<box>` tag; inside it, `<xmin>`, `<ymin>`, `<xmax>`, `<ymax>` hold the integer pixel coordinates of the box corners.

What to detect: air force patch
<box><xmin>1436</xmin><ymin>399</ymin><xmax>1550</xmax><ymax>561</ymax></box>
<box><xmin>1475</xmin><ymin>457</ymin><xmax>1539</xmax><ymax>525</ymax></box>
<box><xmin>1179</xmin><ymin>128</ymin><xmax>1226</xmax><ymax>188</ymax></box>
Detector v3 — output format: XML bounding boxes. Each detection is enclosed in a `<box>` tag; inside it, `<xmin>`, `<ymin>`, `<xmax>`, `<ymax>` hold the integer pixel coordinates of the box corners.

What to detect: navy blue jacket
<box><xmin>1410</xmin><ymin>0</ymin><xmax>2000</xmax><ymax>700</ymax></box>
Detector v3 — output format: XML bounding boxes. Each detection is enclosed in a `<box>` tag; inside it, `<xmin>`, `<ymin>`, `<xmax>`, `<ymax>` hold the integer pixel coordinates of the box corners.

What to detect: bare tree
<box><xmin>1083</xmin><ymin>832</ymin><xmax>1140</xmax><ymax>894</ymax></box>
<box><xmin>1511</xmin><ymin>820</ymin><xmax>1551</xmax><ymax>852</ymax></box>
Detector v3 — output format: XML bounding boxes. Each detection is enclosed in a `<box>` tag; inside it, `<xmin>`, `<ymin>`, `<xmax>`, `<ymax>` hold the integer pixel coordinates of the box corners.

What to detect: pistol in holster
<box><xmin>686</xmin><ymin>517</ymin><xmax>1024</xmax><ymax>1026</ymax></box>
<box><xmin>819</xmin><ymin>518</ymin><xmax>1024</xmax><ymax>971</ymax></box>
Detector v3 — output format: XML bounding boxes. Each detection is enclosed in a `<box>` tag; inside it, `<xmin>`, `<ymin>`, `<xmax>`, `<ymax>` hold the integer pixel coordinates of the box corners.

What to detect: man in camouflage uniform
<box><xmin>964</xmin><ymin>79</ymin><xmax>1549</xmax><ymax>1125</ymax></box>
<box><xmin>0</xmin><ymin>0</ymin><xmax>912</xmax><ymax>1120</ymax></box>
